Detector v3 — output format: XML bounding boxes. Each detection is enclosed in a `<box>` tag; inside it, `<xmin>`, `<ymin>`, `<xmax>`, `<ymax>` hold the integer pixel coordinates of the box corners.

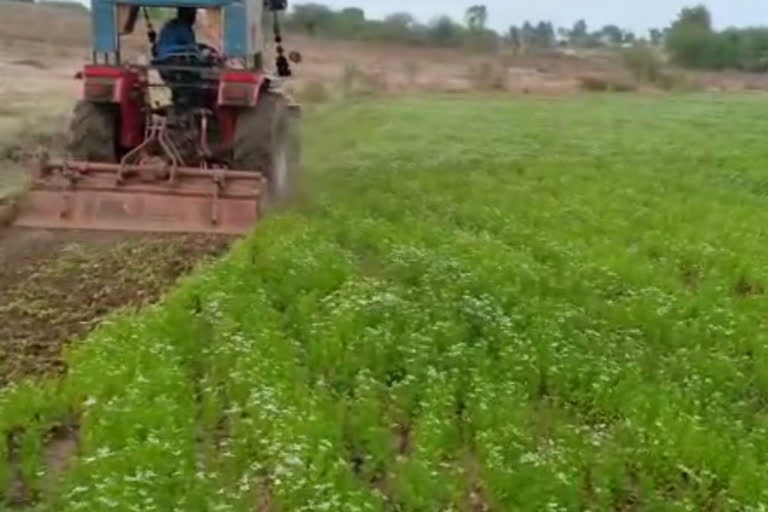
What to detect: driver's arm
<box><xmin>199</xmin><ymin>9</ymin><xmax>222</xmax><ymax>52</ymax></box>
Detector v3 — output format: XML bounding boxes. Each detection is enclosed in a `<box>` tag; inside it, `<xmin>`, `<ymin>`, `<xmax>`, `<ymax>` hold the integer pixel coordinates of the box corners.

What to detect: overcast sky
<box><xmin>315</xmin><ymin>1</ymin><xmax>765</xmax><ymax>34</ymax></box>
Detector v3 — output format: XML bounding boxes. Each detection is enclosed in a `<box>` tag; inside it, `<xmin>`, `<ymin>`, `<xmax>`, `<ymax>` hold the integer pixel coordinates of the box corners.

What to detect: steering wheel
<box><xmin>198</xmin><ymin>43</ymin><xmax>223</xmax><ymax>65</ymax></box>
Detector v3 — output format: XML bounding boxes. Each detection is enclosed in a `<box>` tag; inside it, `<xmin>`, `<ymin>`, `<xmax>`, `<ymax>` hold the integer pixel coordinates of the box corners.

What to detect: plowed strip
<box><xmin>0</xmin><ymin>228</ymin><xmax>230</xmax><ymax>386</ymax></box>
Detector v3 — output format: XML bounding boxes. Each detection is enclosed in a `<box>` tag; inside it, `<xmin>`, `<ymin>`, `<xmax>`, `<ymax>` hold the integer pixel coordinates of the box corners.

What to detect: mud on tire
<box><xmin>67</xmin><ymin>100</ymin><xmax>117</xmax><ymax>163</ymax></box>
<box><xmin>233</xmin><ymin>92</ymin><xmax>301</xmax><ymax>201</ymax></box>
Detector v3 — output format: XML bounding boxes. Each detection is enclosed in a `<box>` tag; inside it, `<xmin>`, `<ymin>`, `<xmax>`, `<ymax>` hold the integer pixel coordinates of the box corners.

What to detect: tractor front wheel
<box><xmin>67</xmin><ymin>100</ymin><xmax>117</xmax><ymax>163</ymax></box>
<box><xmin>233</xmin><ymin>92</ymin><xmax>300</xmax><ymax>201</ymax></box>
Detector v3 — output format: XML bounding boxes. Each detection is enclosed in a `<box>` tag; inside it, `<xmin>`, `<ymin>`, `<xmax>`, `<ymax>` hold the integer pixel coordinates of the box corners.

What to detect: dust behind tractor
<box><xmin>14</xmin><ymin>0</ymin><xmax>301</xmax><ymax>235</ymax></box>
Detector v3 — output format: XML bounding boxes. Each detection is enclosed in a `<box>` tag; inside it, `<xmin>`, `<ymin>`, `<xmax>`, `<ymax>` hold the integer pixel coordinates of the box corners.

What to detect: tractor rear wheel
<box><xmin>67</xmin><ymin>101</ymin><xmax>117</xmax><ymax>163</ymax></box>
<box><xmin>233</xmin><ymin>92</ymin><xmax>300</xmax><ymax>201</ymax></box>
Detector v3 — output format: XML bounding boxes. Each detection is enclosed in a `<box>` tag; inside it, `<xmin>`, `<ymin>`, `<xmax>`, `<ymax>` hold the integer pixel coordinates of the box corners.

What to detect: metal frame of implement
<box><xmin>15</xmin><ymin>153</ymin><xmax>266</xmax><ymax>235</ymax></box>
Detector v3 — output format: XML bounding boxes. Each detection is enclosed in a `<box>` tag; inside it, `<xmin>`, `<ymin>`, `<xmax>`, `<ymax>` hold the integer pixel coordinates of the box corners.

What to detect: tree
<box><xmin>649</xmin><ymin>28</ymin><xmax>663</xmax><ymax>46</ymax></box>
<box><xmin>570</xmin><ymin>19</ymin><xmax>588</xmax><ymax>45</ymax></box>
<box><xmin>465</xmin><ymin>5</ymin><xmax>488</xmax><ymax>32</ymax></box>
<box><xmin>622</xmin><ymin>30</ymin><xmax>636</xmax><ymax>45</ymax></box>
<box><xmin>378</xmin><ymin>12</ymin><xmax>419</xmax><ymax>43</ymax></box>
<box><xmin>292</xmin><ymin>3</ymin><xmax>334</xmax><ymax>35</ymax></box>
<box><xmin>666</xmin><ymin>5</ymin><xmax>719</xmax><ymax>68</ymax></box>
<box><xmin>521</xmin><ymin>21</ymin><xmax>536</xmax><ymax>48</ymax></box>
<box><xmin>508</xmin><ymin>25</ymin><xmax>521</xmax><ymax>53</ymax></box>
<box><xmin>673</xmin><ymin>5</ymin><xmax>712</xmax><ymax>31</ymax></box>
<box><xmin>534</xmin><ymin>21</ymin><xmax>555</xmax><ymax>48</ymax></box>
<box><xmin>430</xmin><ymin>15</ymin><xmax>464</xmax><ymax>46</ymax></box>
<box><xmin>600</xmin><ymin>24</ymin><xmax>623</xmax><ymax>45</ymax></box>
<box><xmin>339</xmin><ymin>7</ymin><xmax>365</xmax><ymax>23</ymax></box>
<box><xmin>516</xmin><ymin>20</ymin><xmax>556</xmax><ymax>49</ymax></box>
<box><xmin>332</xmin><ymin>7</ymin><xmax>366</xmax><ymax>37</ymax></box>
<box><xmin>385</xmin><ymin>12</ymin><xmax>415</xmax><ymax>29</ymax></box>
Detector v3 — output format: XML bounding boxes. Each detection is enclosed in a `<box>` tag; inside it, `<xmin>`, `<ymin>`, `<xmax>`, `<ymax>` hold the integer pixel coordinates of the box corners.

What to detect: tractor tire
<box><xmin>233</xmin><ymin>92</ymin><xmax>301</xmax><ymax>201</ymax></box>
<box><xmin>67</xmin><ymin>100</ymin><xmax>117</xmax><ymax>163</ymax></box>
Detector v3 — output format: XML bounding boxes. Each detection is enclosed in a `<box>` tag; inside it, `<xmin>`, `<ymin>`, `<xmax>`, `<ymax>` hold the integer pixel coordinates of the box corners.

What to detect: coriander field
<box><xmin>3</xmin><ymin>94</ymin><xmax>768</xmax><ymax>510</ymax></box>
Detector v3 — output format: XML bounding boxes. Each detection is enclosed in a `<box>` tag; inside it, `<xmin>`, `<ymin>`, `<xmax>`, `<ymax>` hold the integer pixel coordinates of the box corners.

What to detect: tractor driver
<box><xmin>154</xmin><ymin>7</ymin><xmax>217</xmax><ymax>107</ymax></box>
<box><xmin>155</xmin><ymin>7</ymin><xmax>200</xmax><ymax>62</ymax></box>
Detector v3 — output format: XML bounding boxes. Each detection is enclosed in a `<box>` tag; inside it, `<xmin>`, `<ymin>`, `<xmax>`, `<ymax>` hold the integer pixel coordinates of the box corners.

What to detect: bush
<box><xmin>622</xmin><ymin>46</ymin><xmax>686</xmax><ymax>90</ymax></box>
<box><xmin>622</xmin><ymin>46</ymin><xmax>663</xmax><ymax>81</ymax></box>
<box><xmin>468</xmin><ymin>61</ymin><xmax>507</xmax><ymax>91</ymax></box>
<box><xmin>340</xmin><ymin>64</ymin><xmax>387</xmax><ymax>97</ymax></box>
<box><xmin>579</xmin><ymin>75</ymin><xmax>636</xmax><ymax>92</ymax></box>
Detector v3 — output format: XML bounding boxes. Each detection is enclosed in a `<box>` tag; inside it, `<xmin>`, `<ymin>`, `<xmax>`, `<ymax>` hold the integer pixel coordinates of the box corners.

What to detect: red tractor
<box><xmin>15</xmin><ymin>0</ymin><xmax>301</xmax><ymax>235</ymax></box>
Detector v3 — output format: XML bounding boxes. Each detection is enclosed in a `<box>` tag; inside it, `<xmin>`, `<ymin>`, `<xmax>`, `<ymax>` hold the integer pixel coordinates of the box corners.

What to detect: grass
<box><xmin>4</xmin><ymin>93</ymin><xmax>768</xmax><ymax>510</ymax></box>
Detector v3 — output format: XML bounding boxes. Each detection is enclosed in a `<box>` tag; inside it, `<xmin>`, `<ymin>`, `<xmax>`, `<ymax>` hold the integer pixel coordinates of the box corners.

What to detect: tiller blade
<box><xmin>13</xmin><ymin>155</ymin><xmax>266</xmax><ymax>235</ymax></box>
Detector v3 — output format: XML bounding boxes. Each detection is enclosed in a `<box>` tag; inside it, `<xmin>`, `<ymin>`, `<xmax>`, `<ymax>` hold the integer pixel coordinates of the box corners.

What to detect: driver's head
<box><xmin>177</xmin><ymin>7</ymin><xmax>197</xmax><ymax>26</ymax></box>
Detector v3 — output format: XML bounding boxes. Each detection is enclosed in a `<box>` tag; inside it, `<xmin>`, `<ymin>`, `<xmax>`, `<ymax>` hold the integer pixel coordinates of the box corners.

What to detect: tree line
<box><xmin>284</xmin><ymin>3</ymin><xmax>667</xmax><ymax>51</ymax></box>
<box><xmin>285</xmin><ymin>4</ymin><xmax>499</xmax><ymax>50</ymax></box>
<box><xmin>288</xmin><ymin>3</ymin><xmax>768</xmax><ymax>72</ymax></box>
<box><xmin>506</xmin><ymin>19</ymin><xmax>664</xmax><ymax>51</ymax></box>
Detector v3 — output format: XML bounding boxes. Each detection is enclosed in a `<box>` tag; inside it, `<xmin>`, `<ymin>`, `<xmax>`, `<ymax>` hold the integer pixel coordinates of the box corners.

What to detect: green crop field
<box><xmin>3</xmin><ymin>93</ymin><xmax>768</xmax><ymax>510</ymax></box>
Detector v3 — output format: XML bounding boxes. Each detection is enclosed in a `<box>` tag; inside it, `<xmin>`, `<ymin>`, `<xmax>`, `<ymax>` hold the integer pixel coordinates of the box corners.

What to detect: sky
<box><xmin>316</xmin><ymin>0</ymin><xmax>767</xmax><ymax>35</ymax></box>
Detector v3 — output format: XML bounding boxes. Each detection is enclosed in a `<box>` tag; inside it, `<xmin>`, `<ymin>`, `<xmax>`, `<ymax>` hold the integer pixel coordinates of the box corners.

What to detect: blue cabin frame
<box><xmin>91</xmin><ymin>0</ymin><xmax>260</xmax><ymax>63</ymax></box>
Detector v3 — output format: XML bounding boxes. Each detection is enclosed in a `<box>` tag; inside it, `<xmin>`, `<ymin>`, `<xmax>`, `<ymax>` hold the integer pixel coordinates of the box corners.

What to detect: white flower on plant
<box><xmin>96</xmin><ymin>446</ymin><xmax>113</xmax><ymax>458</ymax></box>
<box><xmin>67</xmin><ymin>485</ymin><xmax>89</xmax><ymax>497</ymax></box>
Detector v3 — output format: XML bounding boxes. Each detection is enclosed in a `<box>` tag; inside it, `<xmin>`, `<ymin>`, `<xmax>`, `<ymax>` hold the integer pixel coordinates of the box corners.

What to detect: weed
<box><xmin>468</xmin><ymin>61</ymin><xmax>507</xmax><ymax>91</ymax></box>
<box><xmin>341</xmin><ymin>64</ymin><xmax>387</xmax><ymax>97</ymax></box>
<box><xmin>11</xmin><ymin>59</ymin><xmax>47</xmax><ymax>70</ymax></box>
<box><xmin>299</xmin><ymin>80</ymin><xmax>331</xmax><ymax>103</ymax></box>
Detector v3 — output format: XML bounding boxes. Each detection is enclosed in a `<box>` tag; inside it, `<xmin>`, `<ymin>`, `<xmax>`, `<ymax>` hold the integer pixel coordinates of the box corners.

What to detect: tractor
<box><xmin>13</xmin><ymin>0</ymin><xmax>301</xmax><ymax>234</ymax></box>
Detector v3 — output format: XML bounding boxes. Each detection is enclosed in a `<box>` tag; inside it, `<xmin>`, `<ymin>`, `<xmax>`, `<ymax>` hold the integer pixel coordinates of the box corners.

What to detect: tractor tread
<box><xmin>233</xmin><ymin>92</ymin><xmax>300</xmax><ymax>199</ymax></box>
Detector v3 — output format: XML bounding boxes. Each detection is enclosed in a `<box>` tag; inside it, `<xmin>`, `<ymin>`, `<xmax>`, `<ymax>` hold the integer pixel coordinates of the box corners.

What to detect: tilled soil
<box><xmin>0</xmin><ymin>228</ymin><xmax>230</xmax><ymax>387</ymax></box>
